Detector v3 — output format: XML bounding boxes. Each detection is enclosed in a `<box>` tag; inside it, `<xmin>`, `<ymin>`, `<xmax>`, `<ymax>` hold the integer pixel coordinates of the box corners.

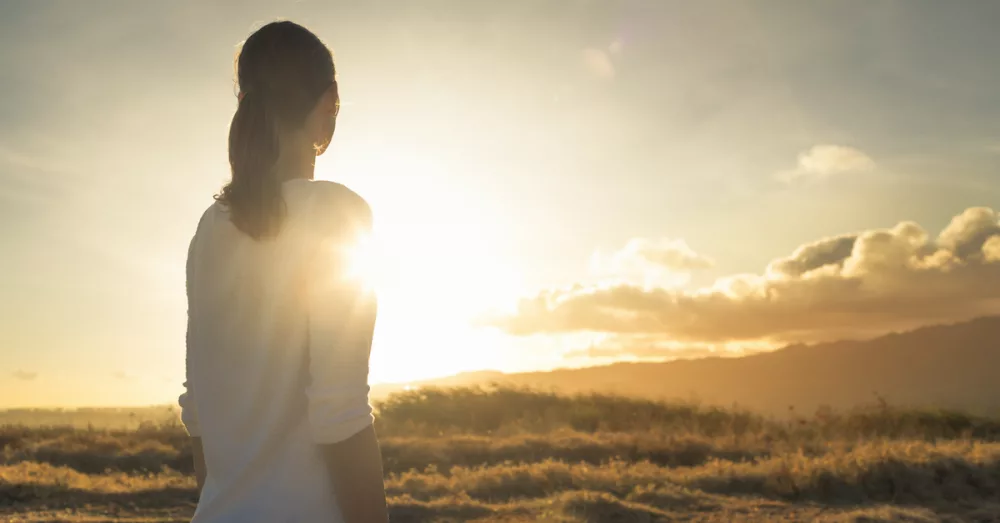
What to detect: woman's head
<box><xmin>217</xmin><ymin>21</ymin><xmax>338</xmax><ymax>239</ymax></box>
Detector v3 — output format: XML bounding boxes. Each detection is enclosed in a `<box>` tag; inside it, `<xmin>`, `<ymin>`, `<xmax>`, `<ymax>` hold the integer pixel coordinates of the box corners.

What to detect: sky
<box><xmin>2</xmin><ymin>1</ymin><xmax>1000</xmax><ymax>407</ymax></box>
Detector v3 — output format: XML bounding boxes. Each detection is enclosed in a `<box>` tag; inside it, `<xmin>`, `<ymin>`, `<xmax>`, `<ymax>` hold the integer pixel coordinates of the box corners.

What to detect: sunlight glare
<box><xmin>319</xmin><ymin>142</ymin><xmax>527</xmax><ymax>383</ymax></box>
<box><xmin>343</xmin><ymin>232</ymin><xmax>379</xmax><ymax>290</ymax></box>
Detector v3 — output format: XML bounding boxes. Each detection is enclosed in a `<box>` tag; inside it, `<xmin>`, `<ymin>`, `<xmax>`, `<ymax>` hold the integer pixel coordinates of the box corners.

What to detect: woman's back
<box><xmin>182</xmin><ymin>179</ymin><xmax>375</xmax><ymax>523</ymax></box>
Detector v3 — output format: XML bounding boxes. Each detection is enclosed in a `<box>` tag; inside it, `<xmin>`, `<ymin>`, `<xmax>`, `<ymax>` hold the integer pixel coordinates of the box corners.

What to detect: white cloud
<box><xmin>618</xmin><ymin>238</ymin><xmax>714</xmax><ymax>271</ymax></box>
<box><xmin>490</xmin><ymin>207</ymin><xmax>1000</xmax><ymax>344</ymax></box>
<box><xmin>777</xmin><ymin>145</ymin><xmax>876</xmax><ymax>182</ymax></box>
<box><xmin>591</xmin><ymin>238</ymin><xmax>713</xmax><ymax>288</ymax></box>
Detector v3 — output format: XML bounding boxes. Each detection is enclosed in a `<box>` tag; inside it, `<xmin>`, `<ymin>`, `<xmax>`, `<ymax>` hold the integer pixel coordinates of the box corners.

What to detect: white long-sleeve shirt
<box><xmin>179</xmin><ymin>179</ymin><xmax>377</xmax><ymax>523</ymax></box>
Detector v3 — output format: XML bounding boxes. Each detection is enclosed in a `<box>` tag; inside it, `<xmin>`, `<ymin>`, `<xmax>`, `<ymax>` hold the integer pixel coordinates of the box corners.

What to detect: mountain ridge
<box><xmin>373</xmin><ymin>316</ymin><xmax>1000</xmax><ymax>415</ymax></box>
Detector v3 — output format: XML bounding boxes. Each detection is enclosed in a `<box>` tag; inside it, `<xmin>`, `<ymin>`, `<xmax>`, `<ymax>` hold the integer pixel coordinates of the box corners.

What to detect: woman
<box><xmin>179</xmin><ymin>21</ymin><xmax>389</xmax><ymax>523</ymax></box>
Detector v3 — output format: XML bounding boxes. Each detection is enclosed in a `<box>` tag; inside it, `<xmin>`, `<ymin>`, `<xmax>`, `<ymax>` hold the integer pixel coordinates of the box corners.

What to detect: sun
<box><xmin>333</xmin><ymin>204</ymin><xmax>523</xmax><ymax>384</ymax></box>
<box><xmin>318</xmin><ymin>152</ymin><xmax>523</xmax><ymax>383</ymax></box>
<box><xmin>342</xmin><ymin>232</ymin><xmax>380</xmax><ymax>290</ymax></box>
<box><xmin>342</xmin><ymin>224</ymin><xmax>519</xmax><ymax>317</ymax></box>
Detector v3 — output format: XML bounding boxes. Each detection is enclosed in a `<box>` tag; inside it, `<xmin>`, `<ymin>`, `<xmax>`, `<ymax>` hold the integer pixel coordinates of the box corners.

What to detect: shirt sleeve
<box><xmin>178</xmin><ymin>222</ymin><xmax>202</xmax><ymax>437</ymax></box>
<box><xmin>304</xmin><ymin>191</ymin><xmax>378</xmax><ymax>444</ymax></box>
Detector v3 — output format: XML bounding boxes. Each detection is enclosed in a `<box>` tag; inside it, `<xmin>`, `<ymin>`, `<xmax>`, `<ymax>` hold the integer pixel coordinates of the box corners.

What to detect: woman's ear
<box><xmin>313</xmin><ymin>83</ymin><xmax>339</xmax><ymax>156</ymax></box>
<box><xmin>325</xmin><ymin>82</ymin><xmax>340</xmax><ymax>116</ymax></box>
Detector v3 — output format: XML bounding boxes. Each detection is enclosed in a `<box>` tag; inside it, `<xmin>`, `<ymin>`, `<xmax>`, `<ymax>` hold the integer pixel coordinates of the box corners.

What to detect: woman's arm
<box><xmin>179</xmin><ymin>383</ymin><xmax>207</xmax><ymax>494</ymax></box>
<box><xmin>305</xmin><ymin>190</ymin><xmax>388</xmax><ymax>522</ymax></box>
<box><xmin>182</xmin><ymin>217</ymin><xmax>209</xmax><ymax>495</ymax></box>
<box><xmin>192</xmin><ymin>437</ymin><xmax>208</xmax><ymax>493</ymax></box>
<box><xmin>320</xmin><ymin>426</ymin><xmax>388</xmax><ymax>523</ymax></box>
<box><xmin>307</xmin><ymin>270</ymin><xmax>388</xmax><ymax>522</ymax></box>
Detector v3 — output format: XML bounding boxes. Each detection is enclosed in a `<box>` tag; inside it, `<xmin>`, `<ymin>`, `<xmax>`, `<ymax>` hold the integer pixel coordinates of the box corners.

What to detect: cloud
<box><xmin>985</xmin><ymin>236</ymin><xmax>1000</xmax><ymax>262</ymax></box>
<box><xmin>767</xmin><ymin>234</ymin><xmax>857</xmax><ymax>278</ymax></box>
<box><xmin>561</xmin><ymin>334</ymin><xmax>772</xmax><ymax>362</ymax></box>
<box><xmin>617</xmin><ymin>238</ymin><xmax>714</xmax><ymax>271</ymax></box>
<box><xmin>564</xmin><ymin>338</ymin><xmax>725</xmax><ymax>361</ymax></box>
<box><xmin>113</xmin><ymin>370</ymin><xmax>135</xmax><ymax>380</ymax></box>
<box><xmin>489</xmin><ymin>207</ymin><xmax>1000</xmax><ymax>344</ymax></box>
<box><xmin>12</xmin><ymin>370</ymin><xmax>38</xmax><ymax>381</ymax></box>
<box><xmin>591</xmin><ymin>238</ymin><xmax>713</xmax><ymax>288</ymax></box>
<box><xmin>583</xmin><ymin>48</ymin><xmax>616</xmax><ymax>79</ymax></box>
<box><xmin>938</xmin><ymin>206</ymin><xmax>1000</xmax><ymax>258</ymax></box>
<box><xmin>777</xmin><ymin>145</ymin><xmax>875</xmax><ymax>182</ymax></box>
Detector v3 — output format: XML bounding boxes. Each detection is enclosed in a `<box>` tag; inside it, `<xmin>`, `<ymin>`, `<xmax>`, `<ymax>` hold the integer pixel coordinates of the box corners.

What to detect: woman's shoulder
<box><xmin>285</xmin><ymin>179</ymin><xmax>369</xmax><ymax>209</ymax></box>
<box><xmin>284</xmin><ymin>179</ymin><xmax>372</xmax><ymax>236</ymax></box>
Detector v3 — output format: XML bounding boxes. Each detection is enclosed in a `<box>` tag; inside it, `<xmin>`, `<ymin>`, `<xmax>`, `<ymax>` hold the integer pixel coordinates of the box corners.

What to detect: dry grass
<box><xmin>3</xmin><ymin>386</ymin><xmax>1000</xmax><ymax>522</ymax></box>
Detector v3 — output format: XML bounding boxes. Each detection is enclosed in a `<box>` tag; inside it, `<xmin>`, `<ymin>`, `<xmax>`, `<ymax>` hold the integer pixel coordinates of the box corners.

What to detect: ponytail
<box><xmin>217</xmin><ymin>91</ymin><xmax>284</xmax><ymax>239</ymax></box>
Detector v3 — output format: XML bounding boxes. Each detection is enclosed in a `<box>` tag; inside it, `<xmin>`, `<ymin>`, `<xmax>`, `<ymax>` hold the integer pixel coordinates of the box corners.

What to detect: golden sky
<box><xmin>3</xmin><ymin>1</ymin><xmax>1000</xmax><ymax>407</ymax></box>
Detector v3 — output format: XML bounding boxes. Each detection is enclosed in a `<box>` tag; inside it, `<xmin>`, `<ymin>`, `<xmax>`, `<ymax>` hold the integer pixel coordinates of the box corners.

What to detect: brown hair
<box><xmin>216</xmin><ymin>21</ymin><xmax>335</xmax><ymax>239</ymax></box>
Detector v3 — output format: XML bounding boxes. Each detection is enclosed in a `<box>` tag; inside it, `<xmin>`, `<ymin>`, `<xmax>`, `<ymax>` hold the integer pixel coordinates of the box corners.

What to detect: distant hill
<box><xmin>373</xmin><ymin>316</ymin><xmax>1000</xmax><ymax>416</ymax></box>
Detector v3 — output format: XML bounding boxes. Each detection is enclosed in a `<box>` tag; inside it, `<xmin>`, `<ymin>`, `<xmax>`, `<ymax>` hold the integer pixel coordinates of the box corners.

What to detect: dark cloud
<box><xmin>12</xmin><ymin>370</ymin><xmax>38</xmax><ymax>381</ymax></box>
<box><xmin>938</xmin><ymin>206</ymin><xmax>1000</xmax><ymax>258</ymax></box>
<box><xmin>767</xmin><ymin>234</ymin><xmax>857</xmax><ymax>277</ymax></box>
<box><xmin>491</xmin><ymin>207</ymin><xmax>1000</xmax><ymax>343</ymax></box>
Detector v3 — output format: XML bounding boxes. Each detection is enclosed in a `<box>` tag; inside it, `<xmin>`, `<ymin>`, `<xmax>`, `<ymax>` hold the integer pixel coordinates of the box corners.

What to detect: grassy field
<box><xmin>3</xmin><ymin>387</ymin><xmax>1000</xmax><ymax>522</ymax></box>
